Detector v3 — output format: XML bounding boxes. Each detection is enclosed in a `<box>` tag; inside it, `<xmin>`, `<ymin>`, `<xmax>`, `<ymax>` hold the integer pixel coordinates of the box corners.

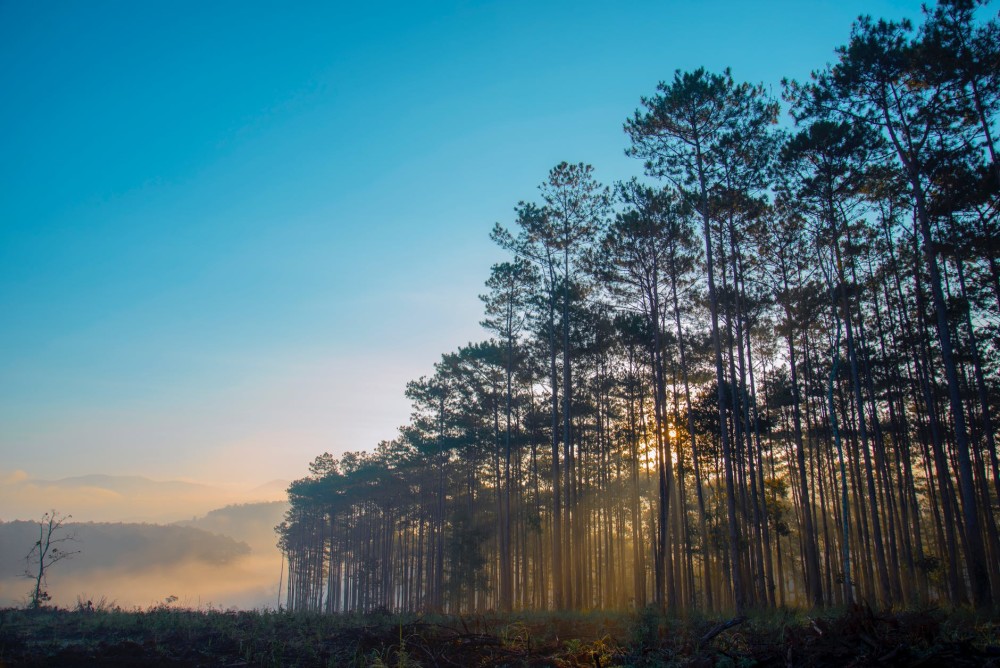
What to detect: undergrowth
<box><xmin>0</xmin><ymin>603</ymin><xmax>997</xmax><ymax>666</ymax></box>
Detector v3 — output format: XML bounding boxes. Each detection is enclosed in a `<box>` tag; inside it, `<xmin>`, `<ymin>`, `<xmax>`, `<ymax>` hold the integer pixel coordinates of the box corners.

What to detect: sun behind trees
<box><xmin>278</xmin><ymin>0</ymin><xmax>999</xmax><ymax>614</ymax></box>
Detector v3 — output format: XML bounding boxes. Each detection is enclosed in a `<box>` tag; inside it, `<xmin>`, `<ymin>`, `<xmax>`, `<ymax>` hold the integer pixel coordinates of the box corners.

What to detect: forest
<box><xmin>277</xmin><ymin>0</ymin><xmax>1000</xmax><ymax>615</ymax></box>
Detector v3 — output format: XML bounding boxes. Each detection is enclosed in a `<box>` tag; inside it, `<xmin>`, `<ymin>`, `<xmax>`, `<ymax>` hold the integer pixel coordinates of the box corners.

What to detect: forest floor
<box><xmin>1</xmin><ymin>603</ymin><xmax>998</xmax><ymax>667</ymax></box>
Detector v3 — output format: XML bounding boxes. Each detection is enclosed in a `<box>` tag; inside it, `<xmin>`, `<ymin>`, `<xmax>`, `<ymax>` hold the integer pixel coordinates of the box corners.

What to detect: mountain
<box><xmin>0</xmin><ymin>472</ymin><xmax>289</xmax><ymax>524</ymax></box>
<box><xmin>0</xmin><ymin>478</ymin><xmax>291</xmax><ymax>609</ymax></box>
<box><xmin>175</xmin><ymin>501</ymin><xmax>289</xmax><ymax>552</ymax></box>
<box><xmin>0</xmin><ymin>519</ymin><xmax>264</xmax><ymax>609</ymax></box>
<box><xmin>0</xmin><ymin>520</ymin><xmax>250</xmax><ymax>580</ymax></box>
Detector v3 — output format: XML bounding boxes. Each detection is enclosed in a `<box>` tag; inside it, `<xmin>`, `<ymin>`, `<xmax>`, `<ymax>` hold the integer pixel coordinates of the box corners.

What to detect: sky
<box><xmin>1</xmin><ymin>0</ymin><xmax>932</xmax><ymax>489</ymax></box>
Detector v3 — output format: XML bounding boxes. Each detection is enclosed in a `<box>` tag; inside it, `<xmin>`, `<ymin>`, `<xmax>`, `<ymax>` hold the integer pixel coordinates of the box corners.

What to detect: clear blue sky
<box><xmin>1</xmin><ymin>0</ymin><xmax>929</xmax><ymax>485</ymax></box>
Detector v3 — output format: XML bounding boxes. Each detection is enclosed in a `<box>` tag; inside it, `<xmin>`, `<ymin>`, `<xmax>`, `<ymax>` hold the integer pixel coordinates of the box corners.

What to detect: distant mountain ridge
<box><xmin>0</xmin><ymin>499</ymin><xmax>289</xmax><ymax>609</ymax></box>
<box><xmin>175</xmin><ymin>500</ymin><xmax>289</xmax><ymax>552</ymax></box>
<box><xmin>0</xmin><ymin>519</ymin><xmax>257</xmax><ymax>607</ymax></box>
<box><xmin>43</xmin><ymin>474</ymin><xmax>220</xmax><ymax>494</ymax></box>
<box><xmin>43</xmin><ymin>474</ymin><xmax>287</xmax><ymax>497</ymax></box>
<box><xmin>0</xmin><ymin>520</ymin><xmax>251</xmax><ymax>580</ymax></box>
<box><xmin>0</xmin><ymin>472</ymin><xmax>289</xmax><ymax>524</ymax></box>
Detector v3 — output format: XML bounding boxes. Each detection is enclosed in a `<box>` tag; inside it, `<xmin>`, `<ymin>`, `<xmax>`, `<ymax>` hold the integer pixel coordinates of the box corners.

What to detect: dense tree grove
<box><xmin>278</xmin><ymin>1</ymin><xmax>1000</xmax><ymax>613</ymax></box>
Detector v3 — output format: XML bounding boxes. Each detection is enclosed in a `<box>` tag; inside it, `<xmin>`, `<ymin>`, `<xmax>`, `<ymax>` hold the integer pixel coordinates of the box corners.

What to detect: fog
<box><xmin>0</xmin><ymin>552</ymin><xmax>284</xmax><ymax>611</ymax></box>
<box><xmin>0</xmin><ymin>475</ymin><xmax>289</xmax><ymax>610</ymax></box>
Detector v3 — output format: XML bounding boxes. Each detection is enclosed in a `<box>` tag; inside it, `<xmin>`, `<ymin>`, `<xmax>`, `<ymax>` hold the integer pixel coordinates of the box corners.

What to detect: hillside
<box><xmin>175</xmin><ymin>500</ymin><xmax>289</xmax><ymax>552</ymax></box>
<box><xmin>0</xmin><ymin>518</ymin><xmax>274</xmax><ymax>609</ymax></box>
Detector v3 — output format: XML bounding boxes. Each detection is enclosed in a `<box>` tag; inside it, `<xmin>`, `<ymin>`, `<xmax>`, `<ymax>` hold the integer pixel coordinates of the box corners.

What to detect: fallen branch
<box><xmin>699</xmin><ymin>616</ymin><xmax>747</xmax><ymax>644</ymax></box>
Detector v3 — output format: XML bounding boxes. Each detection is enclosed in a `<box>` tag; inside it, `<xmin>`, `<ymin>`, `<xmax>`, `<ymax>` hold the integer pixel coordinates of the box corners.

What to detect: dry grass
<box><xmin>0</xmin><ymin>603</ymin><xmax>997</xmax><ymax>667</ymax></box>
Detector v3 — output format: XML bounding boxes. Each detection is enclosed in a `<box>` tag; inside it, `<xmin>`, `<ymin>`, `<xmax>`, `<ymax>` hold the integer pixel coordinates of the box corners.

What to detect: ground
<box><xmin>0</xmin><ymin>604</ymin><xmax>998</xmax><ymax>666</ymax></box>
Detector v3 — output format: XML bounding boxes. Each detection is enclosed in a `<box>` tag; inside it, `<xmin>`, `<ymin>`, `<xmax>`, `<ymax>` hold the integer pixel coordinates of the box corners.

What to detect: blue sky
<box><xmin>1</xmin><ymin>0</ymin><xmax>930</xmax><ymax>486</ymax></box>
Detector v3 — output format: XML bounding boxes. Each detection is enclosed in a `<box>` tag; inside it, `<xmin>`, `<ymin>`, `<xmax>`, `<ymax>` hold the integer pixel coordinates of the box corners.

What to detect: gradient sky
<box><xmin>2</xmin><ymin>0</ymin><xmax>930</xmax><ymax>487</ymax></box>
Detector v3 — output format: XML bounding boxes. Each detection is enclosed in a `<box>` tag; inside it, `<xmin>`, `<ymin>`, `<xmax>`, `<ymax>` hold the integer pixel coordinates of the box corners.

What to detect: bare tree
<box><xmin>24</xmin><ymin>510</ymin><xmax>79</xmax><ymax>610</ymax></box>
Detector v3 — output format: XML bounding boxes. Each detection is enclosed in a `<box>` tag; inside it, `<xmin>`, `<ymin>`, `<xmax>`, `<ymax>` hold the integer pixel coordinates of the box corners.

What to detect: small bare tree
<box><xmin>24</xmin><ymin>510</ymin><xmax>79</xmax><ymax>609</ymax></box>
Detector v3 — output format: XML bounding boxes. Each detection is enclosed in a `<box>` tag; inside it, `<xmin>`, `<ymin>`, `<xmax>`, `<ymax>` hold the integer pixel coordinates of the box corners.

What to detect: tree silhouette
<box><xmin>24</xmin><ymin>510</ymin><xmax>79</xmax><ymax>610</ymax></box>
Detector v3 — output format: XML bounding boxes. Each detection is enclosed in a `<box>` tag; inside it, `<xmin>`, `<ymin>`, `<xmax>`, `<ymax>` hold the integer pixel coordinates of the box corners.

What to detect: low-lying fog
<box><xmin>0</xmin><ymin>471</ymin><xmax>288</xmax><ymax>610</ymax></box>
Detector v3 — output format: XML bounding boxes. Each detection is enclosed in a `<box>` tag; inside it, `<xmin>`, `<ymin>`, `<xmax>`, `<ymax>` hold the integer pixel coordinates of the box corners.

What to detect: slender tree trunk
<box><xmin>696</xmin><ymin>142</ymin><xmax>744</xmax><ymax>612</ymax></box>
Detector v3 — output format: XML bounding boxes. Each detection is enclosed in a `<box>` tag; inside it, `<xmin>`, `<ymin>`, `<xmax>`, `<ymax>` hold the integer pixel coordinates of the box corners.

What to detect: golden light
<box><xmin>641</xmin><ymin>439</ymin><xmax>657</xmax><ymax>471</ymax></box>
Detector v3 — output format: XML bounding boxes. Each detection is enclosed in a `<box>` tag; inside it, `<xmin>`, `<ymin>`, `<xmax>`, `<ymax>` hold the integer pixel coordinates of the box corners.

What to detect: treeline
<box><xmin>277</xmin><ymin>1</ymin><xmax>999</xmax><ymax>614</ymax></box>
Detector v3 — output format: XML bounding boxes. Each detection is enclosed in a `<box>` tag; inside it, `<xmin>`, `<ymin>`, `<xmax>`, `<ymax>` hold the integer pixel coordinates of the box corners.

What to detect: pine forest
<box><xmin>277</xmin><ymin>2</ymin><xmax>1000</xmax><ymax>616</ymax></box>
